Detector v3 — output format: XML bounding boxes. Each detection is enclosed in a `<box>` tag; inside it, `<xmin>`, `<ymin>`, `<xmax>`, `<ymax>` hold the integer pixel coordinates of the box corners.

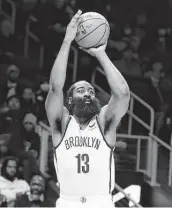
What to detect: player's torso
<box><xmin>54</xmin><ymin>115</ymin><xmax>115</xmax><ymax>196</ymax></box>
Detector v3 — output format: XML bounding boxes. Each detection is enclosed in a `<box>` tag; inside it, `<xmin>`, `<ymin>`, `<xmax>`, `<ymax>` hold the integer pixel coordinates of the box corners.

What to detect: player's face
<box><xmin>73</xmin><ymin>81</ymin><xmax>95</xmax><ymax>100</ymax></box>
<box><xmin>69</xmin><ymin>81</ymin><xmax>100</xmax><ymax>117</ymax></box>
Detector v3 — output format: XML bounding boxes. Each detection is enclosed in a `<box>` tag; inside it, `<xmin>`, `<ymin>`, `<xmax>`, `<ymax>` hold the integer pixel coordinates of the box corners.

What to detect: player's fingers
<box><xmin>76</xmin><ymin>17</ymin><xmax>82</xmax><ymax>24</ymax></box>
<box><xmin>72</xmin><ymin>10</ymin><xmax>82</xmax><ymax>22</ymax></box>
<box><xmin>79</xmin><ymin>47</ymin><xmax>90</xmax><ymax>54</ymax></box>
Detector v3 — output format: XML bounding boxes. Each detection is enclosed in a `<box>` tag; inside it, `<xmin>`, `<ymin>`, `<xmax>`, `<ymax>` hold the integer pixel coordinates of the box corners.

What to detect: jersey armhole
<box><xmin>96</xmin><ymin>115</ymin><xmax>115</xmax><ymax>150</ymax></box>
<box><xmin>54</xmin><ymin>116</ymin><xmax>72</xmax><ymax>149</ymax></box>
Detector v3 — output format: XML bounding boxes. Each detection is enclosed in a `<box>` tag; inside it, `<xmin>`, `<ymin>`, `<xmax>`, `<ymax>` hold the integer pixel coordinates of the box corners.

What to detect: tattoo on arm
<box><xmin>104</xmin><ymin>117</ymin><xmax>113</xmax><ymax>134</ymax></box>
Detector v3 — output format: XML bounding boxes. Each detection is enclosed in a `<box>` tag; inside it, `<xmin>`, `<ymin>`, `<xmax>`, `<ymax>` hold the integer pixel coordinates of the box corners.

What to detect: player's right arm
<box><xmin>45</xmin><ymin>10</ymin><xmax>82</xmax><ymax>147</ymax></box>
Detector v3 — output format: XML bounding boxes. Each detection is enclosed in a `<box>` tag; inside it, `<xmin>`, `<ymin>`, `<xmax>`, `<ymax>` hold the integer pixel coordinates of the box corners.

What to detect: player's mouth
<box><xmin>85</xmin><ymin>99</ymin><xmax>91</xmax><ymax>103</ymax></box>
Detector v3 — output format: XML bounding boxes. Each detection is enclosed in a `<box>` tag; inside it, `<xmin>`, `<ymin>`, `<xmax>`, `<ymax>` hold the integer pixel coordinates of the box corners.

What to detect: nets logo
<box><xmin>89</xmin><ymin>121</ymin><xmax>96</xmax><ymax>130</ymax></box>
<box><xmin>80</xmin><ymin>196</ymin><xmax>87</xmax><ymax>203</ymax></box>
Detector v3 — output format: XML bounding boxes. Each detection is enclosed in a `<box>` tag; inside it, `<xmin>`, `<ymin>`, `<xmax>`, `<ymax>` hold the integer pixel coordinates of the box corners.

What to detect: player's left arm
<box><xmin>98</xmin><ymin>51</ymin><xmax>130</xmax><ymax>137</ymax></box>
<box><xmin>81</xmin><ymin>44</ymin><xmax>130</xmax><ymax>146</ymax></box>
<box><xmin>96</xmin><ymin>47</ymin><xmax>130</xmax><ymax>126</ymax></box>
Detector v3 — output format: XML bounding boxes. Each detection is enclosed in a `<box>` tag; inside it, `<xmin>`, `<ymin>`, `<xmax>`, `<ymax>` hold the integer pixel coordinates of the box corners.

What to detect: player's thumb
<box><xmin>79</xmin><ymin>47</ymin><xmax>90</xmax><ymax>54</ymax></box>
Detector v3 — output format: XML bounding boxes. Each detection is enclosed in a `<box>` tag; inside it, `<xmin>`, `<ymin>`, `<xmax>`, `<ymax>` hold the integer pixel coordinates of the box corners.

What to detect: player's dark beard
<box><xmin>70</xmin><ymin>96</ymin><xmax>101</xmax><ymax>118</ymax></box>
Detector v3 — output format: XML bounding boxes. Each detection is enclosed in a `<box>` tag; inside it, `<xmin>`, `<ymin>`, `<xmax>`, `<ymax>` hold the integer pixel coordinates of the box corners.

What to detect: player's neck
<box><xmin>73</xmin><ymin>115</ymin><xmax>92</xmax><ymax>125</ymax></box>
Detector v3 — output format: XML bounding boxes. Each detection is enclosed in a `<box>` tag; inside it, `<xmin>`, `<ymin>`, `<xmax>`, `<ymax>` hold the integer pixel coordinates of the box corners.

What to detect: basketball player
<box><xmin>45</xmin><ymin>10</ymin><xmax>130</xmax><ymax>208</ymax></box>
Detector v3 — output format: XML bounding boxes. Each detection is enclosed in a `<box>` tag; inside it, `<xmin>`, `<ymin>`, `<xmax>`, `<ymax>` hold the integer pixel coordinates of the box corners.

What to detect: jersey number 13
<box><xmin>75</xmin><ymin>154</ymin><xmax>89</xmax><ymax>173</ymax></box>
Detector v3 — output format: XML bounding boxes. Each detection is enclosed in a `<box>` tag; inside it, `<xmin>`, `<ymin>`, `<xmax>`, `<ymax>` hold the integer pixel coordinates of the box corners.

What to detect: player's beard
<box><xmin>70</xmin><ymin>97</ymin><xmax>101</xmax><ymax>118</ymax></box>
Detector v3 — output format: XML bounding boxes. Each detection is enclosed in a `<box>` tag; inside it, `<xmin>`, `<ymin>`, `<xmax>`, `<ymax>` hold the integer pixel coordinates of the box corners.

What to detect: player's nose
<box><xmin>84</xmin><ymin>91</ymin><xmax>90</xmax><ymax>97</ymax></box>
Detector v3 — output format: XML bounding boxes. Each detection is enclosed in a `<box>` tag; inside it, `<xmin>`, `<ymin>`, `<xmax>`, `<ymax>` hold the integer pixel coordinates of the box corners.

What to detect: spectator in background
<box><xmin>7</xmin><ymin>113</ymin><xmax>40</xmax><ymax>182</ymax></box>
<box><xmin>21</xmin><ymin>87</ymin><xmax>37</xmax><ymax>115</ymax></box>
<box><xmin>133</xmin><ymin>13</ymin><xmax>147</xmax><ymax>40</ymax></box>
<box><xmin>0</xmin><ymin>156</ymin><xmax>30</xmax><ymax>207</ymax></box>
<box><xmin>15</xmin><ymin>174</ymin><xmax>53</xmax><ymax>207</ymax></box>
<box><xmin>8</xmin><ymin>113</ymin><xmax>40</xmax><ymax>158</ymax></box>
<box><xmin>114</xmin><ymin>47</ymin><xmax>142</xmax><ymax>78</ymax></box>
<box><xmin>144</xmin><ymin>61</ymin><xmax>169</xmax><ymax>136</ymax></box>
<box><xmin>130</xmin><ymin>35</ymin><xmax>141</xmax><ymax>54</ymax></box>
<box><xmin>0</xmin><ymin>65</ymin><xmax>22</xmax><ymax>106</ymax></box>
<box><xmin>22</xmin><ymin>113</ymin><xmax>40</xmax><ymax>154</ymax></box>
<box><xmin>0</xmin><ymin>139</ymin><xmax>9</xmax><ymax>163</ymax></box>
<box><xmin>0</xmin><ymin>17</ymin><xmax>15</xmax><ymax>55</ymax></box>
<box><xmin>154</xmin><ymin>28</ymin><xmax>172</xmax><ymax>68</ymax></box>
<box><xmin>35</xmin><ymin>80</ymin><xmax>49</xmax><ymax>122</ymax></box>
<box><xmin>0</xmin><ymin>95</ymin><xmax>23</xmax><ymax>134</ymax></box>
<box><xmin>31</xmin><ymin>0</ymin><xmax>70</xmax><ymax>72</ymax></box>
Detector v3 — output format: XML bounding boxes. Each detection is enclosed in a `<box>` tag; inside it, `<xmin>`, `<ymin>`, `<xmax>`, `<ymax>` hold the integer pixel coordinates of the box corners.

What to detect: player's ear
<box><xmin>68</xmin><ymin>97</ymin><xmax>72</xmax><ymax>105</ymax></box>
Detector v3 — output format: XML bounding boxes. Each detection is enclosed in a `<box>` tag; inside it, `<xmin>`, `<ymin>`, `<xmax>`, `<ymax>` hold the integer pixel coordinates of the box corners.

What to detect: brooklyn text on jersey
<box><xmin>65</xmin><ymin>136</ymin><xmax>101</xmax><ymax>150</ymax></box>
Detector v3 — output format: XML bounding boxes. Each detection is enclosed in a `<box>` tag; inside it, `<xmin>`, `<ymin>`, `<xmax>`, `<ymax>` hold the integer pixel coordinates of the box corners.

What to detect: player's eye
<box><xmin>78</xmin><ymin>89</ymin><xmax>85</xmax><ymax>93</ymax></box>
<box><xmin>89</xmin><ymin>91</ymin><xmax>94</xmax><ymax>95</ymax></box>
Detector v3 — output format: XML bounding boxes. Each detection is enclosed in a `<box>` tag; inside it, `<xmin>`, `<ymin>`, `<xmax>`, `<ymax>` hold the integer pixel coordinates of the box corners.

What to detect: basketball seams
<box><xmin>92</xmin><ymin>23</ymin><xmax>108</xmax><ymax>48</ymax></box>
<box><xmin>76</xmin><ymin>23</ymin><xmax>106</xmax><ymax>43</ymax></box>
<box><xmin>75</xmin><ymin>12</ymin><xmax>109</xmax><ymax>48</ymax></box>
<box><xmin>78</xmin><ymin>18</ymin><xmax>106</xmax><ymax>27</ymax></box>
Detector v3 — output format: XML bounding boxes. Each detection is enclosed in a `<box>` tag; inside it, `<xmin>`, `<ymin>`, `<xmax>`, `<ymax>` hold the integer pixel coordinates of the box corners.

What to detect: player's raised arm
<box><xmin>82</xmin><ymin>44</ymin><xmax>130</xmax><ymax>144</ymax></box>
<box><xmin>97</xmin><ymin>45</ymin><xmax>130</xmax><ymax>133</ymax></box>
<box><xmin>45</xmin><ymin>10</ymin><xmax>82</xmax><ymax>132</ymax></box>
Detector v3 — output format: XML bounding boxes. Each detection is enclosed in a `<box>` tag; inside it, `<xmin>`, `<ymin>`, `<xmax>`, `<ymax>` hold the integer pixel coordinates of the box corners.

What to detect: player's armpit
<box><xmin>101</xmin><ymin>93</ymin><xmax>130</xmax><ymax>134</ymax></box>
<box><xmin>45</xmin><ymin>88</ymin><xmax>69</xmax><ymax>133</ymax></box>
<box><xmin>45</xmin><ymin>89</ymin><xmax>63</xmax><ymax>126</ymax></box>
<box><xmin>104</xmin><ymin>117</ymin><xmax>113</xmax><ymax>135</ymax></box>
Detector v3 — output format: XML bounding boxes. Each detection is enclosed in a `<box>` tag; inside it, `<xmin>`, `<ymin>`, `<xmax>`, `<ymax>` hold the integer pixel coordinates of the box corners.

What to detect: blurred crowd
<box><xmin>0</xmin><ymin>0</ymin><xmax>172</xmax><ymax>206</ymax></box>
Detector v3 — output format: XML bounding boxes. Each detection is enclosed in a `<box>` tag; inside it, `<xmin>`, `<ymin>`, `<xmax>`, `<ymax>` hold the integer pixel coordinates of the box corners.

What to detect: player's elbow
<box><xmin>50</xmin><ymin>81</ymin><xmax>63</xmax><ymax>93</ymax></box>
<box><xmin>119</xmin><ymin>85</ymin><xmax>130</xmax><ymax>98</ymax></box>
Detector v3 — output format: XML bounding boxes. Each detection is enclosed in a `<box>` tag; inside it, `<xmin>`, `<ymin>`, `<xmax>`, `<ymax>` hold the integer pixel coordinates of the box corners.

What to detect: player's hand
<box><xmin>79</xmin><ymin>42</ymin><xmax>107</xmax><ymax>57</ymax></box>
<box><xmin>64</xmin><ymin>10</ymin><xmax>82</xmax><ymax>43</ymax></box>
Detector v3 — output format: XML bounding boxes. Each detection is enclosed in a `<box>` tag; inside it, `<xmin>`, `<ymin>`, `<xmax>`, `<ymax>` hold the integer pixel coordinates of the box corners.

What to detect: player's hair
<box><xmin>66</xmin><ymin>83</ymin><xmax>75</xmax><ymax>100</ymax></box>
<box><xmin>66</xmin><ymin>81</ymin><xmax>94</xmax><ymax>100</ymax></box>
<box><xmin>65</xmin><ymin>83</ymin><xmax>76</xmax><ymax>112</ymax></box>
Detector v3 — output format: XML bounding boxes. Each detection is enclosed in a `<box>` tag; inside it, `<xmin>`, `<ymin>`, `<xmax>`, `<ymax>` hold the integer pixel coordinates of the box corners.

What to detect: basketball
<box><xmin>75</xmin><ymin>12</ymin><xmax>110</xmax><ymax>49</ymax></box>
